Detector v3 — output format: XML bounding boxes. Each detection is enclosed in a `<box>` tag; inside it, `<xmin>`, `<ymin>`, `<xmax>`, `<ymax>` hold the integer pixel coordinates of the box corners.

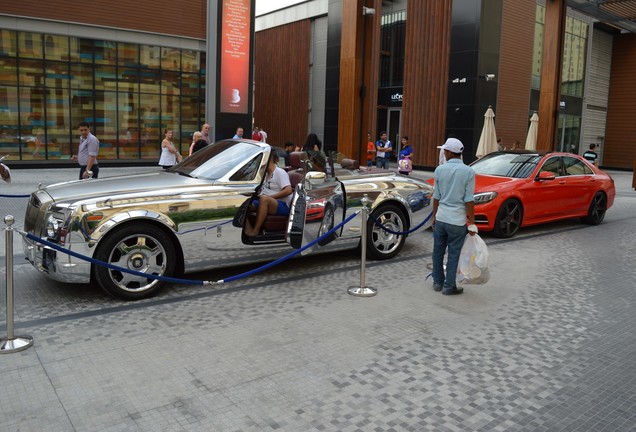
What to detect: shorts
<box><xmin>252</xmin><ymin>199</ymin><xmax>290</xmax><ymax>216</ymax></box>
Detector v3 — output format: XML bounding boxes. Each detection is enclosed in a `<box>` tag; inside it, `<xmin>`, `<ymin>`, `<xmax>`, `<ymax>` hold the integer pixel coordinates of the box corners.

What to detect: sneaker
<box><xmin>433</xmin><ymin>283</ymin><xmax>443</xmax><ymax>292</ymax></box>
<box><xmin>442</xmin><ymin>287</ymin><xmax>464</xmax><ymax>296</ymax></box>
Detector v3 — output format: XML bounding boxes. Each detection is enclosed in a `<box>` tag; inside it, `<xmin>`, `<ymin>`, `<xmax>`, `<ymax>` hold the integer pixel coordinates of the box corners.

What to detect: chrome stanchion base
<box><xmin>0</xmin><ymin>335</ymin><xmax>33</xmax><ymax>353</ymax></box>
<box><xmin>347</xmin><ymin>286</ymin><xmax>377</xmax><ymax>297</ymax></box>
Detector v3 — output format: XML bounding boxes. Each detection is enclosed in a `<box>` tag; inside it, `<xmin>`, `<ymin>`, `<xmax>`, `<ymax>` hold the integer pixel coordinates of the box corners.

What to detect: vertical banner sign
<box><xmin>220</xmin><ymin>0</ymin><xmax>251</xmax><ymax>114</ymax></box>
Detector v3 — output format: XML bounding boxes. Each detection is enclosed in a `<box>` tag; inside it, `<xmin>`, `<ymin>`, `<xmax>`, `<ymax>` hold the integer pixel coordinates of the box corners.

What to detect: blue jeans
<box><xmin>377</xmin><ymin>157</ymin><xmax>389</xmax><ymax>169</ymax></box>
<box><xmin>432</xmin><ymin>220</ymin><xmax>468</xmax><ymax>291</ymax></box>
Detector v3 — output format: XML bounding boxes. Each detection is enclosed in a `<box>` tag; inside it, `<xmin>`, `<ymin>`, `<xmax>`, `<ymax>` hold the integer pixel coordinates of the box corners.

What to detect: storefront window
<box><xmin>379</xmin><ymin>11</ymin><xmax>406</xmax><ymax>88</ymax></box>
<box><xmin>45</xmin><ymin>35</ymin><xmax>70</xmax><ymax>61</ymax></box>
<box><xmin>19</xmin><ymin>32</ymin><xmax>43</xmax><ymax>59</ymax></box>
<box><xmin>0</xmin><ymin>58</ymin><xmax>17</xmax><ymax>85</ymax></box>
<box><xmin>46</xmin><ymin>88</ymin><xmax>71</xmax><ymax>160</ymax></box>
<box><xmin>3</xmin><ymin>31</ymin><xmax>204</xmax><ymax>161</ymax></box>
<box><xmin>0</xmin><ymin>86</ymin><xmax>19</xmax><ymax>158</ymax></box>
<box><xmin>0</xmin><ymin>30</ymin><xmax>17</xmax><ymax>57</ymax></box>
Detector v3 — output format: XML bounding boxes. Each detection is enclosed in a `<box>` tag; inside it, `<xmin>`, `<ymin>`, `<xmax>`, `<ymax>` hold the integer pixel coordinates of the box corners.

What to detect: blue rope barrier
<box><xmin>369</xmin><ymin>210</ymin><xmax>433</xmax><ymax>236</ymax></box>
<box><xmin>0</xmin><ymin>194</ymin><xmax>30</xmax><ymax>198</ymax></box>
<box><xmin>221</xmin><ymin>210</ymin><xmax>360</xmax><ymax>282</ymax></box>
<box><xmin>20</xmin><ymin>209</ymin><xmax>360</xmax><ymax>286</ymax></box>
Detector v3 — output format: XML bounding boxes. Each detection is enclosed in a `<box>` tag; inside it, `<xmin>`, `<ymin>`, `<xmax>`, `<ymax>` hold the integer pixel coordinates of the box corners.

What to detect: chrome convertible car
<box><xmin>23</xmin><ymin>140</ymin><xmax>433</xmax><ymax>300</ymax></box>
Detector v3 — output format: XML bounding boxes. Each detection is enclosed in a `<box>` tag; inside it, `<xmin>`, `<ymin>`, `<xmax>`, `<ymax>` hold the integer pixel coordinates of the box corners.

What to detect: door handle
<box><xmin>559</xmin><ymin>180</ymin><xmax>566</xmax><ymax>184</ymax></box>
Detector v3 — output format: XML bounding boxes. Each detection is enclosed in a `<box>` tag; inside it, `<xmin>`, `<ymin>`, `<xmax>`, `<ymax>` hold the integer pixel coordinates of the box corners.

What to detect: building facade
<box><xmin>1</xmin><ymin>0</ymin><xmax>635</xmax><ymax>172</ymax></box>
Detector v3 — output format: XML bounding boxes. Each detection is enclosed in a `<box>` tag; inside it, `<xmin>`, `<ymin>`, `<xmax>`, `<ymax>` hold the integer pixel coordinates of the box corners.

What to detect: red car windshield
<box><xmin>471</xmin><ymin>153</ymin><xmax>542</xmax><ymax>179</ymax></box>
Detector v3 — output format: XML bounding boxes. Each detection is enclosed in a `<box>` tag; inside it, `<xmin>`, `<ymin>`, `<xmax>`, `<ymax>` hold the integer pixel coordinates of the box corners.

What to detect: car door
<box><xmin>521</xmin><ymin>156</ymin><xmax>566</xmax><ymax>223</ymax></box>
<box><xmin>287</xmin><ymin>171</ymin><xmax>345</xmax><ymax>254</ymax></box>
<box><xmin>561</xmin><ymin>156</ymin><xmax>597</xmax><ymax>214</ymax></box>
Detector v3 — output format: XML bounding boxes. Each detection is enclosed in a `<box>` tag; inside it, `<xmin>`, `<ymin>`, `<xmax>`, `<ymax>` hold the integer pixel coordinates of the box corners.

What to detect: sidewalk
<box><xmin>1</xmin><ymin>167</ymin><xmax>635</xmax><ymax>431</ymax></box>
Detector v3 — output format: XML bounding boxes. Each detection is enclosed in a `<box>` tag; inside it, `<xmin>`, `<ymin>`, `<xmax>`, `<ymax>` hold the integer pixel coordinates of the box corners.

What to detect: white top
<box><xmin>261</xmin><ymin>166</ymin><xmax>292</xmax><ymax>206</ymax></box>
<box><xmin>158</xmin><ymin>141</ymin><xmax>177</xmax><ymax>166</ymax></box>
<box><xmin>377</xmin><ymin>140</ymin><xmax>392</xmax><ymax>158</ymax></box>
<box><xmin>260</xmin><ymin>130</ymin><xmax>267</xmax><ymax>142</ymax></box>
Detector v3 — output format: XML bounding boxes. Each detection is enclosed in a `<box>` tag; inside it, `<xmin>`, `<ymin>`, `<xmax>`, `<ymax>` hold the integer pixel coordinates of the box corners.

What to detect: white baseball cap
<box><xmin>437</xmin><ymin>138</ymin><xmax>464</xmax><ymax>154</ymax></box>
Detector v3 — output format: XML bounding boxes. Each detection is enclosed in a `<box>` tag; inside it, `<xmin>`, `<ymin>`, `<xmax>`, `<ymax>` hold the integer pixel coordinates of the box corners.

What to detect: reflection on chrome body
<box><xmin>22</xmin><ymin>139</ymin><xmax>434</xmax><ymax>299</ymax></box>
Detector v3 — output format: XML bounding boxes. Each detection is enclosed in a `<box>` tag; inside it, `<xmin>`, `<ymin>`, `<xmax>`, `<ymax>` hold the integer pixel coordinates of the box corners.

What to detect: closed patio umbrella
<box><xmin>525</xmin><ymin>112</ymin><xmax>539</xmax><ymax>151</ymax></box>
<box><xmin>475</xmin><ymin>106</ymin><xmax>497</xmax><ymax>158</ymax></box>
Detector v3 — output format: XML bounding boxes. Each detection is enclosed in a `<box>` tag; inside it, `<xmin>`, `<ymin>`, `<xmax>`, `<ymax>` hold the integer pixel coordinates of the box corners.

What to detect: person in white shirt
<box><xmin>245</xmin><ymin>152</ymin><xmax>292</xmax><ymax>236</ymax></box>
<box><xmin>259</xmin><ymin>129</ymin><xmax>267</xmax><ymax>143</ymax></box>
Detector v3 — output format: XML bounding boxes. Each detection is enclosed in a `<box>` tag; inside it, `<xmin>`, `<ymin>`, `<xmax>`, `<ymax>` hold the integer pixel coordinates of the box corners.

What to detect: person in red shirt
<box><xmin>366</xmin><ymin>132</ymin><xmax>376</xmax><ymax>167</ymax></box>
<box><xmin>252</xmin><ymin>127</ymin><xmax>262</xmax><ymax>141</ymax></box>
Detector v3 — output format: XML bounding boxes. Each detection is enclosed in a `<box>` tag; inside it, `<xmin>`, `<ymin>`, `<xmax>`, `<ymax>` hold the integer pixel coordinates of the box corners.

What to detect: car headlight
<box><xmin>474</xmin><ymin>191</ymin><xmax>498</xmax><ymax>205</ymax></box>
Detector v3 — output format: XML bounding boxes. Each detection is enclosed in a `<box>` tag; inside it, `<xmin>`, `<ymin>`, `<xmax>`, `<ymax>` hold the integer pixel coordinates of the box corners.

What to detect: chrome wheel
<box><xmin>367</xmin><ymin>204</ymin><xmax>407</xmax><ymax>259</ymax></box>
<box><xmin>317</xmin><ymin>205</ymin><xmax>336</xmax><ymax>246</ymax></box>
<box><xmin>94</xmin><ymin>224</ymin><xmax>175</xmax><ymax>300</ymax></box>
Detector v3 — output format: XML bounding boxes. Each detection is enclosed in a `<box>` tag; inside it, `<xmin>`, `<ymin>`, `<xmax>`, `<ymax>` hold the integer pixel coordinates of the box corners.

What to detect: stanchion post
<box><xmin>1</xmin><ymin>215</ymin><xmax>33</xmax><ymax>353</ymax></box>
<box><xmin>348</xmin><ymin>194</ymin><xmax>377</xmax><ymax>297</ymax></box>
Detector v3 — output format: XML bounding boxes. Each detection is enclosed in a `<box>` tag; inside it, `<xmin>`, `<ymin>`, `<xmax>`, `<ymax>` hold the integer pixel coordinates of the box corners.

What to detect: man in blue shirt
<box><xmin>431</xmin><ymin>138</ymin><xmax>477</xmax><ymax>295</ymax></box>
<box><xmin>375</xmin><ymin>131</ymin><xmax>392</xmax><ymax>169</ymax></box>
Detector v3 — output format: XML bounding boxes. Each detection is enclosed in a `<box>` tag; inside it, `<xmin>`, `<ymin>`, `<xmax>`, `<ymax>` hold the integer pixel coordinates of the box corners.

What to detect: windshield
<box><xmin>471</xmin><ymin>153</ymin><xmax>541</xmax><ymax>179</ymax></box>
<box><xmin>170</xmin><ymin>140</ymin><xmax>264</xmax><ymax>180</ymax></box>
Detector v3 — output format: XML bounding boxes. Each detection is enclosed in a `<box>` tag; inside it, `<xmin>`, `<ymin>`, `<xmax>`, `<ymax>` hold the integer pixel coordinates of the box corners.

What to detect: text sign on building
<box><xmin>220</xmin><ymin>0</ymin><xmax>251</xmax><ymax>114</ymax></box>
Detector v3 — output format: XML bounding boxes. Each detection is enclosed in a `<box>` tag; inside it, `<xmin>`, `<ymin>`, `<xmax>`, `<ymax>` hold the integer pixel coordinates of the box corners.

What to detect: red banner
<box><xmin>220</xmin><ymin>0</ymin><xmax>251</xmax><ymax>114</ymax></box>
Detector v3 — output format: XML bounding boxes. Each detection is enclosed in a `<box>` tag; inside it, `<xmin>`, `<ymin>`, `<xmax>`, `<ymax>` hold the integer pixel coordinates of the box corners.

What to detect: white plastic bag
<box><xmin>457</xmin><ymin>233</ymin><xmax>489</xmax><ymax>284</ymax></box>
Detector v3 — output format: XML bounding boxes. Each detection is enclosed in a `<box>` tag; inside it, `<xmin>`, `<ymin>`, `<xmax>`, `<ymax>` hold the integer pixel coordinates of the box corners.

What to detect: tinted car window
<box><xmin>471</xmin><ymin>153</ymin><xmax>541</xmax><ymax>179</ymax></box>
<box><xmin>563</xmin><ymin>156</ymin><xmax>593</xmax><ymax>175</ymax></box>
<box><xmin>539</xmin><ymin>157</ymin><xmax>563</xmax><ymax>176</ymax></box>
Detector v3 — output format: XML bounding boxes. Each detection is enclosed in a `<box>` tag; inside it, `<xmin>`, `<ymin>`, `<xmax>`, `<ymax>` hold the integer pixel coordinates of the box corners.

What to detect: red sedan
<box><xmin>467</xmin><ymin>151</ymin><xmax>616</xmax><ymax>237</ymax></box>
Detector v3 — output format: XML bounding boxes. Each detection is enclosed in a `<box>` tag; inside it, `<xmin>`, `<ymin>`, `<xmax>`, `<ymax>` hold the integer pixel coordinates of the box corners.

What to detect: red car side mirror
<box><xmin>536</xmin><ymin>171</ymin><xmax>556</xmax><ymax>181</ymax></box>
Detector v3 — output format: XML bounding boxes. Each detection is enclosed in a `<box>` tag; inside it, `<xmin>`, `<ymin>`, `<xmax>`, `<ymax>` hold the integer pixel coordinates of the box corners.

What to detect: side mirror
<box><xmin>536</xmin><ymin>171</ymin><xmax>556</xmax><ymax>181</ymax></box>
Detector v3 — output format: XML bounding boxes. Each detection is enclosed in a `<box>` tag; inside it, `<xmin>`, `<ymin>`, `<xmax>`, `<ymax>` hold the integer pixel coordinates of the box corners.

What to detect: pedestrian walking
<box><xmin>431</xmin><ymin>138</ymin><xmax>477</xmax><ymax>296</ymax></box>
<box><xmin>583</xmin><ymin>143</ymin><xmax>599</xmax><ymax>166</ymax></box>
<box><xmin>71</xmin><ymin>121</ymin><xmax>99</xmax><ymax>180</ymax></box>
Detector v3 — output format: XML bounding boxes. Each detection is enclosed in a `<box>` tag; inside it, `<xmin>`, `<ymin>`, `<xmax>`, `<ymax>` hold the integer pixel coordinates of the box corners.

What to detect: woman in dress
<box><xmin>158</xmin><ymin>129</ymin><xmax>182</xmax><ymax>169</ymax></box>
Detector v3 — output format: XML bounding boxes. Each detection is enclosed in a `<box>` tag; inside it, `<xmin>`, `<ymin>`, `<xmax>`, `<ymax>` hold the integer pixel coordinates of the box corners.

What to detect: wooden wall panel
<box><xmin>254</xmin><ymin>19</ymin><xmax>310</xmax><ymax>148</ymax></box>
<box><xmin>0</xmin><ymin>0</ymin><xmax>206</xmax><ymax>39</ymax></box>
<box><xmin>605</xmin><ymin>33</ymin><xmax>636</xmax><ymax>171</ymax></box>
<box><xmin>497</xmin><ymin>0</ymin><xmax>535</xmax><ymax>148</ymax></box>
<box><xmin>401</xmin><ymin>0</ymin><xmax>452</xmax><ymax>167</ymax></box>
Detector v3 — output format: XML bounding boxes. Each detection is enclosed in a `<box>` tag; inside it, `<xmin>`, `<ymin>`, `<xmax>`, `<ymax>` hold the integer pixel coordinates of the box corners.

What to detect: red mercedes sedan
<box><xmin>468</xmin><ymin>151</ymin><xmax>615</xmax><ymax>238</ymax></box>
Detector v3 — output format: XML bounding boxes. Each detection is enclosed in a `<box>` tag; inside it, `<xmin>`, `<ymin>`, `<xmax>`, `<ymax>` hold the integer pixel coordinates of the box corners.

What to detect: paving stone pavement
<box><xmin>0</xmin><ymin>168</ymin><xmax>635</xmax><ymax>431</ymax></box>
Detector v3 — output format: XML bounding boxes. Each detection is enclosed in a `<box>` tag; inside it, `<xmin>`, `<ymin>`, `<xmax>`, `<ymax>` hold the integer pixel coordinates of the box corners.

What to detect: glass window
<box><xmin>161</xmin><ymin>47</ymin><xmax>180</xmax><ymax>70</ymax></box>
<box><xmin>0</xmin><ymin>86</ymin><xmax>19</xmax><ymax>158</ymax></box>
<box><xmin>0</xmin><ymin>30</ymin><xmax>17</xmax><ymax>57</ymax></box>
<box><xmin>19</xmin><ymin>32</ymin><xmax>44</xmax><ymax>59</ymax></box>
<box><xmin>539</xmin><ymin>157</ymin><xmax>563</xmax><ymax>176</ymax></box>
<box><xmin>140</xmin><ymin>45</ymin><xmax>160</xmax><ymax>69</ymax></box>
<box><xmin>0</xmin><ymin>58</ymin><xmax>17</xmax><ymax>85</ymax></box>
<box><xmin>46</xmin><ymin>88</ymin><xmax>71</xmax><ymax>160</ymax></box>
<box><xmin>118</xmin><ymin>68</ymin><xmax>139</xmax><ymax>92</ymax></box>
<box><xmin>45</xmin><ymin>61</ymin><xmax>71</xmax><ymax>88</ymax></box>
<box><xmin>71</xmin><ymin>90</ymin><xmax>95</xmax><ymax>155</ymax></box>
<box><xmin>95</xmin><ymin>91</ymin><xmax>118</xmax><ymax>159</ymax></box>
<box><xmin>181</xmin><ymin>96</ymin><xmax>200</xmax><ymax>145</ymax></box>
<box><xmin>161</xmin><ymin>70</ymin><xmax>180</xmax><ymax>95</ymax></box>
<box><xmin>71</xmin><ymin>38</ymin><xmax>94</xmax><ymax>63</ymax></box>
<box><xmin>139</xmin><ymin>68</ymin><xmax>160</xmax><ymax>93</ymax></box>
<box><xmin>140</xmin><ymin>93</ymin><xmax>161</xmax><ymax>159</ymax></box>
<box><xmin>181</xmin><ymin>73</ymin><xmax>199</xmax><ymax>96</ymax></box>
<box><xmin>118</xmin><ymin>92</ymin><xmax>139</xmax><ymax>159</ymax></box>
<box><xmin>379</xmin><ymin>11</ymin><xmax>406</xmax><ymax>88</ymax></box>
<box><xmin>19</xmin><ymin>87</ymin><xmax>45</xmax><ymax>158</ymax></box>
<box><xmin>94</xmin><ymin>40</ymin><xmax>116</xmax><ymax>65</ymax></box>
<box><xmin>118</xmin><ymin>42</ymin><xmax>139</xmax><ymax>67</ymax></box>
<box><xmin>563</xmin><ymin>156</ymin><xmax>592</xmax><ymax>175</ymax></box>
<box><xmin>182</xmin><ymin>49</ymin><xmax>199</xmax><ymax>73</ymax></box>
<box><xmin>18</xmin><ymin>58</ymin><xmax>44</xmax><ymax>87</ymax></box>
<box><xmin>161</xmin><ymin>94</ymin><xmax>180</xmax><ymax>147</ymax></box>
<box><xmin>95</xmin><ymin>65</ymin><xmax>117</xmax><ymax>91</ymax></box>
<box><xmin>70</xmin><ymin>63</ymin><xmax>94</xmax><ymax>89</ymax></box>
<box><xmin>45</xmin><ymin>35</ymin><xmax>70</xmax><ymax>61</ymax></box>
